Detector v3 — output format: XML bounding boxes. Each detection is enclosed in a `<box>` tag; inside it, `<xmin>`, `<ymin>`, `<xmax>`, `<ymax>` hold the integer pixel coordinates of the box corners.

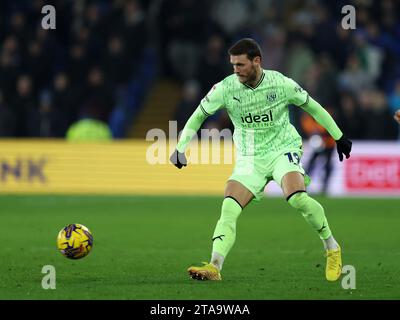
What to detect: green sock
<box><xmin>288</xmin><ymin>192</ymin><xmax>332</xmax><ymax>240</ymax></box>
<box><xmin>211</xmin><ymin>197</ymin><xmax>242</xmax><ymax>260</ymax></box>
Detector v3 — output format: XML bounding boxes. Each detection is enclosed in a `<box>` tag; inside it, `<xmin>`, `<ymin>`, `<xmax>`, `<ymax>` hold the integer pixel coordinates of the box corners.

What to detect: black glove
<box><xmin>335</xmin><ymin>135</ymin><xmax>352</xmax><ymax>161</ymax></box>
<box><xmin>170</xmin><ymin>149</ymin><xmax>187</xmax><ymax>169</ymax></box>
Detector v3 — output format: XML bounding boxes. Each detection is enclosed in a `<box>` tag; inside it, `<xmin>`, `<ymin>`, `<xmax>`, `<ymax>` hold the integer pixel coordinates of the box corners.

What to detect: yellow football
<box><xmin>57</xmin><ymin>224</ymin><xmax>93</xmax><ymax>259</ymax></box>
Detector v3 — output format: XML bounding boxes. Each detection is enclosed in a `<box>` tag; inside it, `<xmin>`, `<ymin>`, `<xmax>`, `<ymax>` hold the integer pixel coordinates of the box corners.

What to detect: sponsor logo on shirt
<box><xmin>240</xmin><ymin>110</ymin><xmax>273</xmax><ymax>124</ymax></box>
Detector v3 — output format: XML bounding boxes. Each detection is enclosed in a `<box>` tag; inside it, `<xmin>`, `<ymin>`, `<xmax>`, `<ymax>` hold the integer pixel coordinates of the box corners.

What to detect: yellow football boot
<box><xmin>326</xmin><ymin>246</ymin><xmax>342</xmax><ymax>281</ymax></box>
<box><xmin>187</xmin><ymin>262</ymin><xmax>222</xmax><ymax>281</ymax></box>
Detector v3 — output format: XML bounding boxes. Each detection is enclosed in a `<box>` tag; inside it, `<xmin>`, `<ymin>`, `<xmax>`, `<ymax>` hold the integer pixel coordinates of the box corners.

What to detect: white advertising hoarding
<box><xmin>265</xmin><ymin>141</ymin><xmax>400</xmax><ymax>197</ymax></box>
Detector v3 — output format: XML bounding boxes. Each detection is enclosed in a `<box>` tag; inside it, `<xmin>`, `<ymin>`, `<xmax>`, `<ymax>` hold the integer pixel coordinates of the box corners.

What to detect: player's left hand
<box><xmin>170</xmin><ymin>149</ymin><xmax>187</xmax><ymax>169</ymax></box>
<box><xmin>335</xmin><ymin>135</ymin><xmax>352</xmax><ymax>162</ymax></box>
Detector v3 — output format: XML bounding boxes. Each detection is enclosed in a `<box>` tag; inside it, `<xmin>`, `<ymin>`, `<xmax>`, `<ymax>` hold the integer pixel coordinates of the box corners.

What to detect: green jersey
<box><xmin>199</xmin><ymin>69</ymin><xmax>309</xmax><ymax>157</ymax></box>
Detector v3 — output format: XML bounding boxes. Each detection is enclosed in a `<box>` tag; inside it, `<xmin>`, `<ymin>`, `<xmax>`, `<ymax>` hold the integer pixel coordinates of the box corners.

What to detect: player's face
<box><xmin>230</xmin><ymin>54</ymin><xmax>260</xmax><ymax>84</ymax></box>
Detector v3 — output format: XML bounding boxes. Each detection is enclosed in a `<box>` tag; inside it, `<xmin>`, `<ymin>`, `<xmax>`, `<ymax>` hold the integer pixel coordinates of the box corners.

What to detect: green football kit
<box><xmin>178</xmin><ymin>69</ymin><xmax>347</xmax><ymax>280</ymax></box>
<box><xmin>176</xmin><ymin>69</ymin><xmax>342</xmax><ymax>201</ymax></box>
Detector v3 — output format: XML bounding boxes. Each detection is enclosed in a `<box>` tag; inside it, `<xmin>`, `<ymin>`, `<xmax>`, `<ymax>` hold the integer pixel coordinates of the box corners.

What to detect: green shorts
<box><xmin>229</xmin><ymin>147</ymin><xmax>310</xmax><ymax>201</ymax></box>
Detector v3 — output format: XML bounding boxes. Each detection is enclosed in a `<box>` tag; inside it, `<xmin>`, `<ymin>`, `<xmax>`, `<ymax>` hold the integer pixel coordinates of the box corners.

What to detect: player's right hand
<box><xmin>335</xmin><ymin>134</ymin><xmax>352</xmax><ymax>162</ymax></box>
<box><xmin>170</xmin><ymin>149</ymin><xmax>187</xmax><ymax>169</ymax></box>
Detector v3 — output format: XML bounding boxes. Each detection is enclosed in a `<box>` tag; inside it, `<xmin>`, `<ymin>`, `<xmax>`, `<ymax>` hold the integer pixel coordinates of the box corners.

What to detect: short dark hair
<box><xmin>228</xmin><ymin>38</ymin><xmax>262</xmax><ymax>60</ymax></box>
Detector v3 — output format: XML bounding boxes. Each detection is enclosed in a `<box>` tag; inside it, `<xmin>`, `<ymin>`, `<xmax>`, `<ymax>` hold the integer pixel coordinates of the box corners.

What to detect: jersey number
<box><xmin>284</xmin><ymin>152</ymin><xmax>300</xmax><ymax>165</ymax></box>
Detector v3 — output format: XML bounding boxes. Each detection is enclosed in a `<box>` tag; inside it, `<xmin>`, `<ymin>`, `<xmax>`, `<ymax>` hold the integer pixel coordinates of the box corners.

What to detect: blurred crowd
<box><xmin>168</xmin><ymin>0</ymin><xmax>400</xmax><ymax>139</ymax></box>
<box><xmin>0</xmin><ymin>0</ymin><xmax>399</xmax><ymax>139</ymax></box>
<box><xmin>0</xmin><ymin>0</ymin><xmax>148</xmax><ymax>137</ymax></box>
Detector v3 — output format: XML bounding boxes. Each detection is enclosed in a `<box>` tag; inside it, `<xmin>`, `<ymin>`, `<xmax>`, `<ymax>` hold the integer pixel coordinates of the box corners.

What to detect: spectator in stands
<box><xmin>52</xmin><ymin>72</ymin><xmax>80</xmax><ymax>137</ymax></box>
<box><xmin>0</xmin><ymin>35</ymin><xmax>21</xmax><ymax>103</ymax></box>
<box><xmin>285</xmin><ymin>39</ymin><xmax>314</xmax><ymax>86</ymax></box>
<box><xmin>175</xmin><ymin>80</ymin><xmax>200</xmax><ymax>131</ymax></box>
<box><xmin>119</xmin><ymin>0</ymin><xmax>147</xmax><ymax>64</ymax></box>
<box><xmin>337</xmin><ymin>91</ymin><xmax>364</xmax><ymax>140</ymax></box>
<box><xmin>259</xmin><ymin>27</ymin><xmax>287</xmax><ymax>72</ymax></box>
<box><xmin>13</xmin><ymin>74</ymin><xmax>37</xmax><ymax>136</ymax></box>
<box><xmin>8</xmin><ymin>12</ymin><xmax>29</xmax><ymax>45</ymax></box>
<box><xmin>102</xmin><ymin>35</ymin><xmax>131</xmax><ymax>88</ymax></box>
<box><xmin>159</xmin><ymin>0</ymin><xmax>208</xmax><ymax>80</ymax></box>
<box><xmin>331</xmin><ymin>23</ymin><xmax>354</xmax><ymax>70</ymax></box>
<box><xmin>197</xmin><ymin>34</ymin><xmax>230</xmax><ymax>97</ymax></box>
<box><xmin>353</xmin><ymin>31</ymin><xmax>384</xmax><ymax>83</ymax></box>
<box><xmin>0</xmin><ymin>90</ymin><xmax>16</xmax><ymax>136</ymax></box>
<box><xmin>211</xmin><ymin>0</ymin><xmax>251</xmax><ymax>36</ymax></box>
<box><xmin>36</xmin><ymin>90</ymin><xmax>54</xmax><ymax>137</ymax></box>
<box><xmin>338</xmin><ymin>53</ymin><xmax>373</xmax><ymax>93</ymax></box>
<box><xmin>304</xmin><ymin>54</ymin><xmax>338</xmax><ymax>107</ymax></box>
<box><xmin>24</xmin><ymin>40</ymin><xmax>52</xmax><ymax>90</ymax></box>
<box><xmin>67</xmin><ymin>43</ymin><xmax>90</xmax><ymax>89</ymax></box>
<box><xmin>80</xmin><ymin>67</ymin><xmax>115</xmax><ymax>123</ymax></box>
<box><xmin>359</xmin><ymin>89</ymin><xmax>398</xmax><ymax>140</ymax></box>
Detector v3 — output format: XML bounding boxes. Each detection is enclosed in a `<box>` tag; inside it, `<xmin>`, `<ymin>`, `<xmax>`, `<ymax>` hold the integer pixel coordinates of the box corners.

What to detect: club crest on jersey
<box><xmin>266</xmin><ymin>92</ymin><xmax>277</xmax><ymax>102</ymax></box>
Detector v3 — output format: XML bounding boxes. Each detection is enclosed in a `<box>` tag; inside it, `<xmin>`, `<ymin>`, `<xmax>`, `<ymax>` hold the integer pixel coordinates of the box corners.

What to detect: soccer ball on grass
<box><xmin>57</xmin><ymin>223</ymin><xmax>93</xmax><ymax>259</ymax></box>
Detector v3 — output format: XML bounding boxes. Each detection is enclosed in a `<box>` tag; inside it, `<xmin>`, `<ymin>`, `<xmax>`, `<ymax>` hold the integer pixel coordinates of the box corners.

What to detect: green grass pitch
<box><xmin>1</xmin><ymin>195</ymin><xmax>399</xmax><ymax>300</ymax></box>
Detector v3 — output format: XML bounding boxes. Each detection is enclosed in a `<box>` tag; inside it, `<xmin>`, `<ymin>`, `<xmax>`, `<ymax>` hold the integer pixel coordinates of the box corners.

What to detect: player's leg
<box><xmin>188</xmin><ymin>174</ymin><xmax>261</xmax><ymax>281</ymax></box>
<box><xmin>210</xmin><ymin>180</ymin><xmax>254</xmax><ymax>270</ymax></box>
<box><xmin>188</xmin><ymin>154</ymin><xmax>267</xmax><ymax>281</ymax></box>
<box><xmin>281</xmin><ymin>172</ymin><xmax>342</xmax><ymax>281</ymax></box>
<box><xmin>282</xmin><ymin>172</ymin><xmax>333</xmax><ymax>240</ymax></box>
<box><xmin>188</xmin><ymin>180</ymin><xmax>254</xmax><ymax>280</ymax></box>
<box><xmin>273</xmin><ymin>150</ymin><xmax>342</xmax><ymax>281</ymax></box>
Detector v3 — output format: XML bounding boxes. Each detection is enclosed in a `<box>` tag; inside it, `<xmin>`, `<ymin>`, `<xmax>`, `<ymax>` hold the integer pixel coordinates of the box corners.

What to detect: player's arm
<box><xmin>286</xmin><ymin>77</ymin><xmax>352</xmax><ymax>161</ymax></box>
<box><xmin>170</xmin><ymin>82</ymin><xmax>225</xmax><ymax>169</ymax></box>
<box><xmin>170</xmin><ymin>107</ymin><xmax>208</xmax><ymax>168</ymax></box>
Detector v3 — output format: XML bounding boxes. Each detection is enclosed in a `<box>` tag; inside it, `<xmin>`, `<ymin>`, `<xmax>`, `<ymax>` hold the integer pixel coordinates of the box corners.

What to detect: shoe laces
<box><xmin>201</xmin><ymin>262</ymin><xmax>219</xmax><ymax>272</ymax></box>
<box><xmin>326</xmin><ymin>250</ymin><xmax>339</xmax><ymax>270</ymax></box>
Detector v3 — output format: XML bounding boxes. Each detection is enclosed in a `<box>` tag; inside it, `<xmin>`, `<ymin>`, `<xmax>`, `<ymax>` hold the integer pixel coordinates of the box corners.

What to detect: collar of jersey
<box><xmin>242</xmin><ymin>71</ymin><xmax>265</xmax><ymax>90</ymax></box>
